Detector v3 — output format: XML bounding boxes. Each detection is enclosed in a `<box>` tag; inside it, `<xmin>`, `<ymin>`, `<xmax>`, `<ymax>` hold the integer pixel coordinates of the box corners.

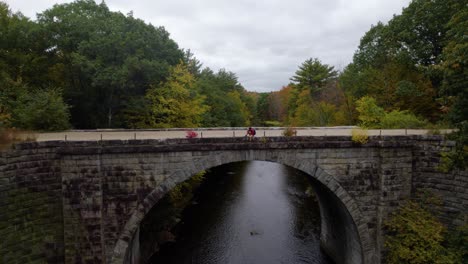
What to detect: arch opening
<box><xmin>112</xmin><ymin>150</ymin><xmax>372</xmax><ymax>264</ymax></box>
<box><xmin>135</xmin><ymin>161</ymin><xmax>337</xmax><ymax>263</ymax></box>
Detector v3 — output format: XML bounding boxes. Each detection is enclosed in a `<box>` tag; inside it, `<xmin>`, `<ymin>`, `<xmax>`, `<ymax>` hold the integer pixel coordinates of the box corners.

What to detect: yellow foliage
<box><xmin>144</xmin><ymin>61</ymin><xmax>208</xmax><ymax>128</ymax></box>
<box><xmin>385</xmin><ymin>199</ymin><xmax>458</xmax><ymax>264</ymax></box>
<box><xmin>351</xmin><ymin>128</ymin><xmax>369</xmax><ymax>144</ymax></box>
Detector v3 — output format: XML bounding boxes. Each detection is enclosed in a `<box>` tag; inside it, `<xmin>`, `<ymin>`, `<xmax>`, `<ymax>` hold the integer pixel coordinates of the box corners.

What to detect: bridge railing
<box><xmin>28</xmin><ymin>127</ymin><xmax>453</xmax><ymax>142</ymax></box>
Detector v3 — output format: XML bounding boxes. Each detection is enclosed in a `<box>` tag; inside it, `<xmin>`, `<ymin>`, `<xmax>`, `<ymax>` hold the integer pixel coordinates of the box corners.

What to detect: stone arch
<box><xmin>111</xmin><ymin>149</ymin><xmax>375</xmax><ymax>264</ymax></box>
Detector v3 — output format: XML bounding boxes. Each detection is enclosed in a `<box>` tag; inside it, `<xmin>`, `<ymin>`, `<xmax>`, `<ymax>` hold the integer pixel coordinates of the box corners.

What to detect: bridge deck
<box><xmin>30</xmin><ymin>128</ymin><xmax>449</xmax><ymax>141</ymax></box>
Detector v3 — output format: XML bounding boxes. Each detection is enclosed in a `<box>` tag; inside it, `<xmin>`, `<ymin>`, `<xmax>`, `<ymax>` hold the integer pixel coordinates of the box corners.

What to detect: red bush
<box><xmin>186</xmin><ymin>130</ymin><xmax>198</xmax><ymax>138</ymax></box>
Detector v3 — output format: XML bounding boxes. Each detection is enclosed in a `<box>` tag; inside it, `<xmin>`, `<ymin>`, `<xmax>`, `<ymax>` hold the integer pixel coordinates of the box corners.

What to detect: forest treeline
<box><xmin>0</xmin><ymin>0</ymin><xmax>466</xmax><ymax>133</ymax></box>
<box><xmin>0</xmin><ymin>0</ymin><xmax>255</xmax><ymax>130</ymax></box>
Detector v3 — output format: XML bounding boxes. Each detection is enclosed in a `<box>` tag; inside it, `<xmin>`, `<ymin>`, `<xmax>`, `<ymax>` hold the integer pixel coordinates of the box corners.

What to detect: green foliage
<box><xmin>446</xmin><ymin>224</ymin><xmax>468</xmax><ymax>263</ymax></box>
<box><xmin>441</xmin><ymin>7</ymin><xmax>468</xmax><ymax>137</ymax></box>
<box><xmin>0</xmin><ymin>1</ymin><xmax>261</xmax><ymax>130</ymax></box>
<box><xmin>226</xmin><ymin>90</ymin><xmax>251</xmax><ymax>126</ymax></box>
<box><xmin>121</xmin><ymin>97</ymin><xmax>153</xmax><ymax>129</ymax></box>
<box><xmin>351</xmin><ymin>128</ymin><xmax>368</xmax><ymax>144</ymax></box>
<box><xmin>342</xmin><ymin>0</ymin><xmax>465</xmax><ymax>124</ymax></box>
<box><xmin>291</xmin><ymin>90</ymin><xmax>314</xmax><ymax>126</ymax></box>
<box><xmin>437</xmin><ymin>151</ymin><xmax>455</xmax><ymax>173</ymax></box>
<box><xmin>290</xmin><ymin>57</ymin><xmax>338</xmax><ymax>96</ymax></box>
<box><xmin>380</xmin><ymin>110</ymin><xmax>428</xmax><ymax>129</ymax></box>
<box><xmin>263</xmin><ymin>120</ymin><xmax>282</xmax><ymax>127</ymax></box>
<box><xmin>12</xmin><ymin>88</ymin><xmax>71</xmax><ymax>131</ymax></box>
<box><xmin>356</xmin><ymin>96</ymin><xmax>428</xmax><ymax>129</ymax></box>
<box><xmin>387</xmin><ymin>0</ymin><xmax>462</xmax><ymax>67</ymax></box>
<box><xmin>168</xmin><ymin>171</ymin><xmax>205</xmax><ymax>209</ymax></box>
<box><xmin>396</xmin><ymin>80</ymin><xmax>423</xmax><ymax>97</ymax></box>
<box><xmin>313</xmin><ymin>101</ymin><xmax>339</xmax><ymax>126</ymax></box>
<box><xmin>438</xmin><ymin>124</ymin><xmax>468</xmax><ymax>172</ymax></box>
<box><xmin>356</xmin><ymin>96</ymin><xmax>385</xmax><ymax>128</ymax></box>
<box><xmin>385</xmin><ymin>199</ymin><xmax>458</xmax><ymax>264</ymax></box>
<box><xmin>36</xmin><ymin>0</ymin><xmax>183</xmax><ymax>128</ymax></box>
<box><xmin>195</xmin><ymin>68</ymin><xmax>252</xmax><ymax>127</ymax></box>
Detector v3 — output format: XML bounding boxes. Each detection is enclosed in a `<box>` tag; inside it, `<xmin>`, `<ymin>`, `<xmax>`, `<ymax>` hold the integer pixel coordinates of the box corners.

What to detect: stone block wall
<box><xmin>61</xmin><ymin>152</ymin><xmax>105</xmax><ymax>264</ymax></box>
<box><xmin>412</xmin><ymin>137</ymin><xmax>468</xmax><ymax>227</ymax></box>
<box><xmin>0</xmin><ymin>142</ymin><xmax>63</xmax><ymax>264</ymax></box>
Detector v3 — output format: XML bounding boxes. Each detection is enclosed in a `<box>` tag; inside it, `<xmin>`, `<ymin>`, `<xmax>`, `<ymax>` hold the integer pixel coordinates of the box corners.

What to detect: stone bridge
<box><xmin>0</xmin><ymin>135</ymin><xmax>467</xmax><ymax>264</ymax></box>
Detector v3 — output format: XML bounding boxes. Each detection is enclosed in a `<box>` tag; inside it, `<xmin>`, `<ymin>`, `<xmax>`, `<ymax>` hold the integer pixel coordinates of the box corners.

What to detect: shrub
<box><xmin>385</xmin><ymin>198</ymin><xmax>459</xmax><ymax>264</ymax></box>
<box><xmin>185</xmin><ymin>130</ymin><xmax>198</xmax><ymax>138</ymax></box>
<box><xmin>447</xmin><ymin>224</ymin><xmax>468</xmax><ymax>264</ymax></box>
<box><xmin>351</xmin><ymin>128</ymin><xmax>369</xmax><ymax>144</ymax></box>
<box><xmin>282</xmin><ymin>127</ymin><xmax>297</xmax><ymax>137</ymax></box>
<box><xmin>356</xmin><ymin>96</ymin><xmax>385</xmax><ymax>128</ymax></box>
<box><xmin>380</xmin><ymin>110</ymin><xmax>428</xmax><ymax>129</ymax></box>
<box><xmin>263</xmin><ymin>120</ymin><xmax>282</xmax><ymax>127</ymax></box>
<box><xmin>12</xmin><ymin>88</ymin><xmax>70</xmax><ymax>131</ymax></box>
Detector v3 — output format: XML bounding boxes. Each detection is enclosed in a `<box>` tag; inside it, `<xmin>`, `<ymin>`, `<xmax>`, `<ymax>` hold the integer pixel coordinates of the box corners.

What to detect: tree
<box><xmin>256</xmin><ymin>93</ymin><xmax>270</xmax><ymax>124</ymax></box>
<box><xmin>182</xmin><ymin>49</ymin><xmax>202</xmax><ymax>77</ymax></box>
<box><xmin>143</xmin><ymin>62</ymin><xmax>207</xmax><ymax>128</ymax></box>
<box><xmin>341</xmin><ymin>0</ymin><xmax>465</xmax><ymax>124</ymax></box>
<box><xmin>387</xmin><ymin>0</ymin><xmax>463</xmax><ymax>67</ymax></box>
<box><xmin>12</xmin><ymin>88</ymin><xmax>71</xmax><ymax>131</ymax></box>
<box><xmin>194</xmin><ymin>68</ymin><xmax>253</xmax><ymax>127</ymax></box>
<box><xmin>37</xmin><ymin>0</ymin><xmax>183</xmax><ymax>128</ymax></box>
<box><xmin>290</xmin><ymin>58</ymin><xmax>338</xmax><ymax>97</ymax></box>
<box><xmin>355</xmin><ymin>96</ymin><xmax>385</xmax><ymax>128</ymax></box>
<box><xmin>291</xmin><ymin>90</ymin><xmax>313</xmax><ymax>126</ymax></box>
<box><xmin>441</xmin><ymin>7</ymin><xmax>468</xmax><ymax>126</ymax></box>
<box><xmin>226</xmin><ymin>90</ymin><xmax>250</xmax><ymax>126</ymax></box>
<box><xmin>385</xmin><ymin>199</ymin><xmax>458</xmax><ymax>264</ymax></box>
<box><xmin>352</xmin><ymin>22</ymin><xmax>390</xmax><ymax>69</ymax></box>
<box><xmin>437</xmin><ymin>7</ymin><xmax>468</xmax><ymax>171</ymax></box>
<box><xmin>0</xmin><ymin>2</ymin><xmax>71</xmax><ymax>131</ymax></box>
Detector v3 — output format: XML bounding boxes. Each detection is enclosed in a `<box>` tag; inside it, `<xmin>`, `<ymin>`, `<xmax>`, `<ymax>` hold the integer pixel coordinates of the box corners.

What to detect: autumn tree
<box><xmin>142</xmin><ymin>62</ymin><xmax>208</xmax><ymax>128</ymax></box>
<box><xmin>385</xmin><ymin>200</ymin><xmax>457</xmax><ymax>264</ymax></box>
<box><xmin>341</xmin><ymin>0</ymin><xmax>465</xmax><ymax>122</ymax></box>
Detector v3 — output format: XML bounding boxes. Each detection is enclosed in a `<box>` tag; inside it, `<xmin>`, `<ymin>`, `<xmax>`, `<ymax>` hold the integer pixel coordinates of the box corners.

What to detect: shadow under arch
<box><xmin>111</xmin><ymin>150</ymin><xmax>375</xmax><ymax>264</ymax></box>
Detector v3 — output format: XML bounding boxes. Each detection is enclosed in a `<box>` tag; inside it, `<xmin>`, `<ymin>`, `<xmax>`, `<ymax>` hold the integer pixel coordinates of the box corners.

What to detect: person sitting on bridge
<box><xmin>246</xmin><ymin>127</ymin><xmax>256</xmax><ymax>141</ymax></box>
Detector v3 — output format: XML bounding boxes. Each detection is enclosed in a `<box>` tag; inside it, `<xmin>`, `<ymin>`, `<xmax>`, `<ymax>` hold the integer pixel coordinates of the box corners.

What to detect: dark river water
<box><xmin>150</xmin><ymin>161</ymin><xmax>334</xmax><ymax>264</ymax></box>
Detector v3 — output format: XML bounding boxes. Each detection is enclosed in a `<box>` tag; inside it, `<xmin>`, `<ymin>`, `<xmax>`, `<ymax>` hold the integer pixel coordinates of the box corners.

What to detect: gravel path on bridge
<box><xmin>33</xmin><ymin>128</ymin><xmax>443</xmax><ymax>142</ymax></box>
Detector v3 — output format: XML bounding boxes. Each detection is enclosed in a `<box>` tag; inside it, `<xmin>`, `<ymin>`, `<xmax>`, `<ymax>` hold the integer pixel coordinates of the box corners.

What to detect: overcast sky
<box><xmin>5</xmin><ymin>0</ymin><xmax>411</xmax><ymax>92</ymax></box>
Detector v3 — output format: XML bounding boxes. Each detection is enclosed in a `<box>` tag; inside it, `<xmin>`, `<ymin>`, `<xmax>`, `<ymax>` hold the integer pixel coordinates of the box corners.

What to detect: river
<box><xmin>149</xmin><ymin>161</ymin><xmax>334</xmax><ymax>264</ymax></box>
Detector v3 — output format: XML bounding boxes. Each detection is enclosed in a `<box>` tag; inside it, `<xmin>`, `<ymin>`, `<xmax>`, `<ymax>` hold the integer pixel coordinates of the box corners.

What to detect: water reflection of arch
<box><xmin>112</xmin><ymin>149</ymin><xmax>375</xmax><ymax>264</ymax></box>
